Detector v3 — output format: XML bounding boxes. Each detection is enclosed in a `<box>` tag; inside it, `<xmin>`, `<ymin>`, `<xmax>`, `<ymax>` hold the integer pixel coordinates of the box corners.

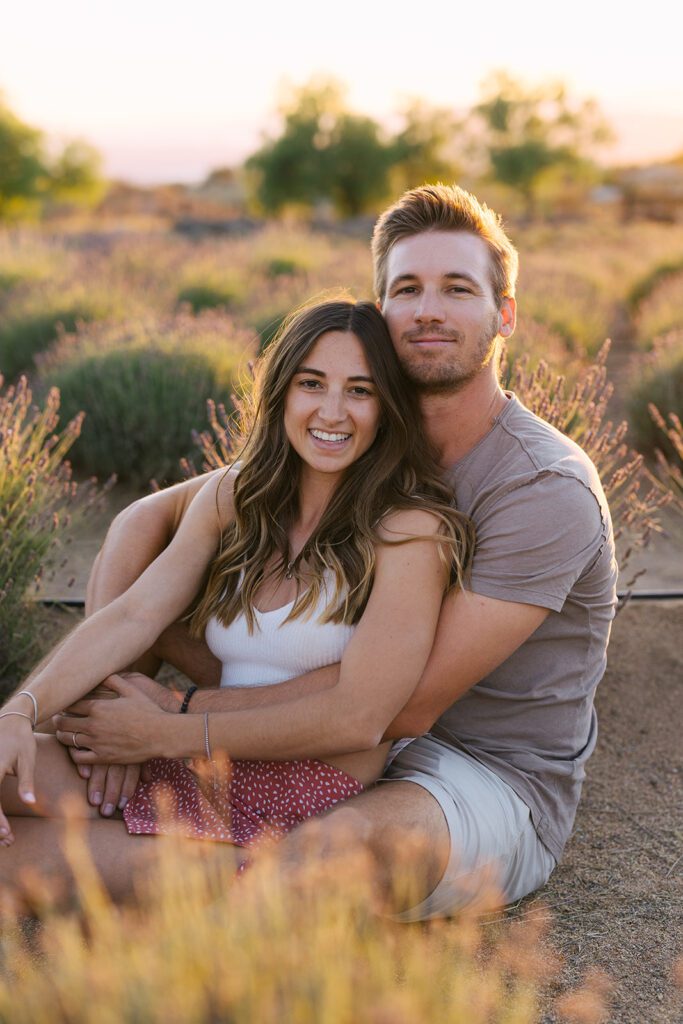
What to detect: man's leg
<box><xmin>271</xmin><ymin>781</ymin><xmax>452</xmax><ymax>915</ymax></box>
<box><xmin>271</xmin><ymin>738</ymin><xmax>556</xmax><ymax>920</ymax></box>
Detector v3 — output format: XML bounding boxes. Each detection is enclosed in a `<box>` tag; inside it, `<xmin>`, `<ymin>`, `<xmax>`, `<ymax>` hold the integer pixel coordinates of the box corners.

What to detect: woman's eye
<box><xmin>299</xmin><ymin>379</ymin><xmax>321</xmax><ymax>389</ymax></box>
<box><xmin>350</xmin><ymin>386</ymin><xmax>372</xmax><ymax>397</ymax></box>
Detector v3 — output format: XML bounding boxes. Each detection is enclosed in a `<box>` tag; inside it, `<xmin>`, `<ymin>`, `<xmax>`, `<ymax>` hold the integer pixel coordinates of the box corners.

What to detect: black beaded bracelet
<box><xmin>179</xmin><ymin>685</ymin><xmax>198</xmax><ymax>714</ymax></box>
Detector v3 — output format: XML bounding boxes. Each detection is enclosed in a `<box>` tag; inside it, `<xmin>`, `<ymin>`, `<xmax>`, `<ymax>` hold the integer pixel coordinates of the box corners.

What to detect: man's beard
<box><xmin>399</xmin><ymin>314</ymin><xmax>500</xmax><ymax>395</ymax></box>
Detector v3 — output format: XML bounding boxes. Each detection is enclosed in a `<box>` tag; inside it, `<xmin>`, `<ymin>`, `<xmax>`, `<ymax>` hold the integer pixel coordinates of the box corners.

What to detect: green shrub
<box><xmin>627</xmin><ymin>257</ymin><xmax>683</xmax><ymax>310</ymax></box>
<box><xmin>628</xmin><ymin>332</ymin><xmax>683</xmax><ymax>459</ymax></box>
<box><xmin>264</xmin><ymin>255</ymin><xmax>303</xmax><ymax>278</ymax></box>
<box><xmin>250</xmin><ymin>308</ymin><xmax>289</xmax><ymax>352</ymax></box>
<box><xmin>0</xmin><ymin>375</ymin><xmax>84</xmax><ymax>688</ymax></box>
<box><xmin>38</xmin><ymin>313</ymin><xmax>256</xmax><ymax>486</ymax></box>
<box><xmin>177</xmin><ymin>277</ymin><xmax>246</xmax><ymax>314</ymax></box>
<box><xmin>519</xmin><ymin>268</ymin><xmax>611</xmax><ymax>357</ymax></box>
<box><xmin>510</xmin><ymin>342</ymin><xmax>669</xmax><ymax>586</ymax></box>
<box><xmin>501</xmin><ymin>318</ymin><xmax>581</xmax><ymax>384</ymax></box>
<box><xmin>0</xmin><ymin>282</ymin><xmax>119</xmax><ymax>380</ymax></box>
<box><xmin>634</xmin><ymin>272</ymin><xmax>683</xmax><ymax>349</ymax></box>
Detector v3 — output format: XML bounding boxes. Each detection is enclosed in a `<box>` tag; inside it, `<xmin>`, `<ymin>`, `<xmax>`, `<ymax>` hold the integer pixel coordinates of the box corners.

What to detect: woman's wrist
<box><xmin>3</xmin><ymin>691</ymin><xmax>39</xmax><ymax>721</ymax></box>
<box><xmin>163</xmin><ymin>709</ymin><xmax>206</xmax><ymax>760</ymax></box>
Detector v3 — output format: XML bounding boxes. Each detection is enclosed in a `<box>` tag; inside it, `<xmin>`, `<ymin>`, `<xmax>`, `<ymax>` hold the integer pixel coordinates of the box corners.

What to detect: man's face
<box><xmin>380</xmin><ymin>230</ymin><xmax>515</xmax><ymax>394</ymax></box>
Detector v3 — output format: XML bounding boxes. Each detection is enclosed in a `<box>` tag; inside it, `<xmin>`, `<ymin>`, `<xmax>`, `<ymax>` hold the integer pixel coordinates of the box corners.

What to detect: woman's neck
<box><xmin>289</xmin><ymin>467</ymin><xmax>341</xmax><ymax>557</ymax></box>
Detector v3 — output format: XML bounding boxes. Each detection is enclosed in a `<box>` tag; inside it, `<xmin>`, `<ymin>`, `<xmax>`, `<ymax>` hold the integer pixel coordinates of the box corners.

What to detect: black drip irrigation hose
<box><xmin>37</xmin><ymin>590</ymin><xmax>683</xmax><ymax>610</ymax></box>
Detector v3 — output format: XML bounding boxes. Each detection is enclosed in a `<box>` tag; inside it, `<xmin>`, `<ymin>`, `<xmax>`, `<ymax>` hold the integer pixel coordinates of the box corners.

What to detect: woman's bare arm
<box><xmin>59</xmin><ymin>510</ymin><xmax>451</xmax><ymax>765</ymax></box>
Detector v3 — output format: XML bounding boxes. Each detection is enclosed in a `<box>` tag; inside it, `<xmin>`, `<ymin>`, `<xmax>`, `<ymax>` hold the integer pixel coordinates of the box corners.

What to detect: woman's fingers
<box><xmin>16</xmin><ymin>746</ymin><xmax>36</xmax><ymax>806</ymax></box>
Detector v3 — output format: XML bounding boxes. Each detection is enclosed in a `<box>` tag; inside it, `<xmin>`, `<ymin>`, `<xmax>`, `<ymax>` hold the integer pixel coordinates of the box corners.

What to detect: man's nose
<box><xmin>414</xmin><ymin>289</ymin><xmax>446</xmax><ymax>323</ymax></box>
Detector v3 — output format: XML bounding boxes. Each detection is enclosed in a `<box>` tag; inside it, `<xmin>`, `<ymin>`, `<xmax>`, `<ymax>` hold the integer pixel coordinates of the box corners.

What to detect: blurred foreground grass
<box><xmin>0</xmin><ymin>818</ymin><xmax>611</xmax><ymax>1024</ymax></box>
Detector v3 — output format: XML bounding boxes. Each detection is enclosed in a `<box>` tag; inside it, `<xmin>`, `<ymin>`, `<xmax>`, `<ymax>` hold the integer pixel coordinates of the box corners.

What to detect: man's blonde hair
<box><xmin>372</xmin><ymin>183</ymin><xmax>519</xmax><ymax>309</ymax></box>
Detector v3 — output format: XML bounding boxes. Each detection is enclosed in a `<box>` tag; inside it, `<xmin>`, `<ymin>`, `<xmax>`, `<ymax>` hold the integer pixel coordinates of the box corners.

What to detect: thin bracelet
<box><xmin>203</xmin><ymin>712</ymin><xmax>212</xmax><ymax>760</ymax></box>
<box><xmin>16</xmin><ymin>691</ymin><xmax>38</xmax><ymax>726</ymax></box>
<box><xmin>0</xmin><ymin>711</ymin><xmax>35</xmax><ymax>729</ymax></box>
<box><xmin>179</xmin><ymin>685</ymin><xmax>198</xmax><ymax>714</ymax></box>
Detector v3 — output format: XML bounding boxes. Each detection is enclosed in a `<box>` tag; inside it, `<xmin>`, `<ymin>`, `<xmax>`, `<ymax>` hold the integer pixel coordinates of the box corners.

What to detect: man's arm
<box><xmin>384</xmin><ymin>589</ymin><xmax>549</xmax><ymax>738</ymax></box>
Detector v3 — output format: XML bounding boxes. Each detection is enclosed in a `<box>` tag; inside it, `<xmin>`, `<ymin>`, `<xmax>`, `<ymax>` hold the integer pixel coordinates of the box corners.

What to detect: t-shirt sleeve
<box><xmin>468</xmin><ymin>472</ymin><xmax>607</xmax><ymax>611</ymax></box>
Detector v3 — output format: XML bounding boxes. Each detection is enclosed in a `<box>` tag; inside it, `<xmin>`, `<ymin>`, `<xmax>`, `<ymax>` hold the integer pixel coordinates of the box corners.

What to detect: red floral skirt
<box><xmin>123</xmin><ymin>756</ymin><xmax>364</xmax><ymax>847</ymax></box>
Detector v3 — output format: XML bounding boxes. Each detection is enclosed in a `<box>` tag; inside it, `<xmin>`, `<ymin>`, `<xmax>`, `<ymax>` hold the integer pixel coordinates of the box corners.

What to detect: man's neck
<box><xmin>420</xmin><ymin>371</ymin><xmax>509</xmax><ymax>468</ymax></box>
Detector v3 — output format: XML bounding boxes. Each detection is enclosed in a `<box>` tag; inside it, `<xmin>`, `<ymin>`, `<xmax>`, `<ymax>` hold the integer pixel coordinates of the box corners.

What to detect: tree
<box><xmin>246</xmin><ymin>79</ymin><xmax>393</xmax><ymax>216</ymax></box>
<box><xmin>0</xmin><ymin>100</ymin><xmax>47</xmax><ymax>220</ymax></box>
<box><xmin>246</xmin><ymin>80</ymin><xmax>462</xmax><ymax>218</ymax></box>
<box><xmin>469</xmin><ymin>71</ymin><xmax>614</xmax><ymax>217</ymax></box>
<box><xmin>388</xmin><ymin>100</ymin><xmax>461</xmax><ymax>193</ymax></box>
<box><xmin>0</xmin><ymin>96</ymin><xmax>104</xmax><ymax>221</ymax></box>
<box><xmin>48</xmin><ymin>140</ymin><xmax>104</xmax><ymax>206</ymax></box>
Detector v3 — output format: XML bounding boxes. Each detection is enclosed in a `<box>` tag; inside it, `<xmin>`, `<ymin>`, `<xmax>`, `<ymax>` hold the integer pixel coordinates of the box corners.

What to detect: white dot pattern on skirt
<box><xmin>123</xmin><ymin>756</ymin><xmax>364</xmax><ymax>848</ymax></box>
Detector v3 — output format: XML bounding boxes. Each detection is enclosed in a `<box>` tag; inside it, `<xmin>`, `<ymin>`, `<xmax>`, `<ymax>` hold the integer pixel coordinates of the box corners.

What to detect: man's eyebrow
<box><xmin>388</xmin><ymin>271</ymin><xmax>481</xmax><ymax>289</ymax></box>
<box><xmin>294</xmin><ymin>366</ymin><xmax>374</xmax><ymax>383</ymax></box>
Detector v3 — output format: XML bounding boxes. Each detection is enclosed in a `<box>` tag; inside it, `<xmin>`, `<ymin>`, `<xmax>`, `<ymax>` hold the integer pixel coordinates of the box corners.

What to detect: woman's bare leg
<box><xmin>0</xmin><ymin>817</ymin><xmax>161</xmax><ymax>903</ymax></box>
<box><xmin>1</xmin><ymin>734</ymin><xmax>100</xmax><ymax>820</ymax></box>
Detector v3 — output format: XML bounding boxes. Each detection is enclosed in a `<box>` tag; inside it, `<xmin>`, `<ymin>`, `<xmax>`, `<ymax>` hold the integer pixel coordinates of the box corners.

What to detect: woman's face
<box><xmin>283</xmin><ymin>330</ymin><xmax>381</xmax><ymax>483</ymax></box>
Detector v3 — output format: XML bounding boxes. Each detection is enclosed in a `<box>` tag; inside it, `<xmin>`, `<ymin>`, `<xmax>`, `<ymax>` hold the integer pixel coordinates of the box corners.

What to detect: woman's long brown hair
<box><xmin>190</xmin><ymin>300</ymin><xmax>474</xmax><ymax>636</ymax></box>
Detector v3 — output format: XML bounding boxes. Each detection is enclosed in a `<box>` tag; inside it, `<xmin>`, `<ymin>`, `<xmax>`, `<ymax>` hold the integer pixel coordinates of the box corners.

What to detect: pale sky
<box><xmin>2</xmin><ymin>0</ymin><xmax>682</xmax><ymax>183</ymax></box>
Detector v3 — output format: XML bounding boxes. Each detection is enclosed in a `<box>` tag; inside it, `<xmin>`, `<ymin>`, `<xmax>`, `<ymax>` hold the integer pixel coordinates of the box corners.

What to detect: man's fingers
<box><xmin>87</xmin><ymin>764</ymin><xmax>109</xmax><ymax>807</ymax></box>
<box><xmin>68</xmin><ymin>746</ymin><xmax>94</xmax><ymax>780</ymax></box>
<box><xmin>120</xmin><ymin>765</ymin><xmax>141</xmax><ymax>809</ymax></box>
<box><xmin>62</xmin><ymin>700</ymin><xmax>96</xmax><ymax>716</ymax></box>
<box><xmin>100</xmin><ymin>765</ymin><xmax>126</xmax><ymax>816</ymax></box>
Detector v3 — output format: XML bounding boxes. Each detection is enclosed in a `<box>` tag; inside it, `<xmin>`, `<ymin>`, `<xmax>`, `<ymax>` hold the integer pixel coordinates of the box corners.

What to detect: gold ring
<box><xmin>72</xmin><ymin>731</ymin><xmax>84</xmax><ymax>751</ymax></box>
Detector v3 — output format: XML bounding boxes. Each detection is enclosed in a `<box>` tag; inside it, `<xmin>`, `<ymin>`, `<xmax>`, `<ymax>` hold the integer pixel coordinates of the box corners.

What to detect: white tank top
<box><xmin>205</xmin><ymin>581</ymin><xmax>356</xmax><ymax>689</ymax></box>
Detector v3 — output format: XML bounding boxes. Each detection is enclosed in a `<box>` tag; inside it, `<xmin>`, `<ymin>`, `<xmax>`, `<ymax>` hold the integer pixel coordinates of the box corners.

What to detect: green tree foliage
<box><xmin>246</xmin><ymin>80</ymin><xmax>458</xmax><ymax>217</ymax></box>
<box><xmin>389</xmin><ymin>100</ymin><xmax>460</xmax><ymax>193</ymax></box>
<box><xmin>469</xmin><ymin>71</ymin><xmax>613</xmax><ymax>217</ymax></box>
<box><xmin>0</xmin><ymin>101</ymin><xmax>46</xmax><ymax>220</ymax></box>
<box><xmin>0</xmin><ymin>96</ymin><xmax>104</xmax><ymax>221</ymax></box>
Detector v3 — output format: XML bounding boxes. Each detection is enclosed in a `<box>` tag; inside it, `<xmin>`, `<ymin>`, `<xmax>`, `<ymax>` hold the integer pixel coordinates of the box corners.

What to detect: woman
<box><xmin>0</xmin><ymin>300</ymin><xmax>472</xmax><ymax>892</ymax></box>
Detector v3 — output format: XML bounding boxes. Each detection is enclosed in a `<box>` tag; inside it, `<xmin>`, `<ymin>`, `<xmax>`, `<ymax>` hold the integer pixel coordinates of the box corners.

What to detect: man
<box><xmin>66</xmin><ymin>184</ymin><xmax>618</xmax><ymax>918</ymax></box>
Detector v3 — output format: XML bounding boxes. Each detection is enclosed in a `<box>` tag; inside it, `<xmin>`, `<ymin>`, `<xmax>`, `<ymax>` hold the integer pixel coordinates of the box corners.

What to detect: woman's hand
<box><xmin>55</xmin><ymin>674</ymin><xmax>170</xmax><ymax>765</ymax></box>
<box><xmin>64</xmin><ymin>673</ymin><xmax>180</xmax><ymax>815</ymax></box>
<box><xmin>0</xmin><ymin>715</ymin><xmax>36</xmax><ymax>845</ymax></box>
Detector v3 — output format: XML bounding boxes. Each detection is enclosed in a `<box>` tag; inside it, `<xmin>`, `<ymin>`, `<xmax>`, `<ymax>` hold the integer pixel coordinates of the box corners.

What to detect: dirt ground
<box><xmin>515</xmin><ymin>599</ymin><xmax>683</xmax><ymax>1023</ymax></box>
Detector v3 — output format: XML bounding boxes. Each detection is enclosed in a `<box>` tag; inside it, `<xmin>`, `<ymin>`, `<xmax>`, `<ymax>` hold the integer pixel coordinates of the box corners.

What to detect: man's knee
<box><xmin>273</xmin><ymin>782</ymin><xmax>451</xmax><ymax>912</ymax></box>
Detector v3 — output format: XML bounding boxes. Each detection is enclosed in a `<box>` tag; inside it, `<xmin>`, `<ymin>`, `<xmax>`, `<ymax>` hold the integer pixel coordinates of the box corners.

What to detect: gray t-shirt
<box><xmin>431</xmin><ymin>393</ymin><xmax>618</xmax><ymax>862</ymax></box>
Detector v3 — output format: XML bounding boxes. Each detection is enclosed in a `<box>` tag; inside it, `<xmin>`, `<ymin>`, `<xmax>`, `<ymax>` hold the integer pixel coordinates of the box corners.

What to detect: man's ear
<box><xmin>499</xmin><ymin>297</ymin><xmax>516</xmax><ymax>338</ymax></box>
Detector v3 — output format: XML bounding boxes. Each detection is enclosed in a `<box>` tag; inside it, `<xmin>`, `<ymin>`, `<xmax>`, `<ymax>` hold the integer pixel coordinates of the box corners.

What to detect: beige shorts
<box><xmin>381</xmin><ymin>734</ymin><xmax>557</xmax><ymax>921</ymax></box>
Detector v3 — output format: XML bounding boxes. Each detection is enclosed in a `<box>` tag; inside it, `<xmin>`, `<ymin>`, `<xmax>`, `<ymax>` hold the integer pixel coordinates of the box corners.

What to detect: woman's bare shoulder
<box><xmin>376</xmin><ymin>507</ymin><xmax>443</xmax><ymax>542</ymax></box>
<box><xmin>195</xmin><ymin>467</ymin><xmax>237</xmax><ymax>530</ymax></box>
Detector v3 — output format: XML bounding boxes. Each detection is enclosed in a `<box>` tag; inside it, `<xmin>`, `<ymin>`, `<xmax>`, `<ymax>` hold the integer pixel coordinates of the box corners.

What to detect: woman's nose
<box><xmin>318</xmin><ymin>390</ymin><xmax>346</xmax><ymax>423</ymax></box>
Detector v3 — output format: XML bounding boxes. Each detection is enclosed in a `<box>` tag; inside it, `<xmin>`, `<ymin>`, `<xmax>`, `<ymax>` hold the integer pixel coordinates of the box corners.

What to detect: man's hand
<box><xmin>55</xmin><ymin>674</ymin><xmax>170</xmax><ymax>765</ymax></box>
<box><xmin>63</xmin><ymin>672</ymin><xmax>179</xmax><ymax>815</ymax></box>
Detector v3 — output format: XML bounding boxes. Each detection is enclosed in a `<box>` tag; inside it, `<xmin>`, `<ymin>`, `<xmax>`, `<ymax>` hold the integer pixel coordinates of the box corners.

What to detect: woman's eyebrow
<box><xmin>295</xmin><ymin>365</ymin><xmax>325</xmax><ymax>376</ymax></box>
<box><xmin>295</xmin><ymin>366</ymin><xmax>374</xmax><ymax>383</ymax></box>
